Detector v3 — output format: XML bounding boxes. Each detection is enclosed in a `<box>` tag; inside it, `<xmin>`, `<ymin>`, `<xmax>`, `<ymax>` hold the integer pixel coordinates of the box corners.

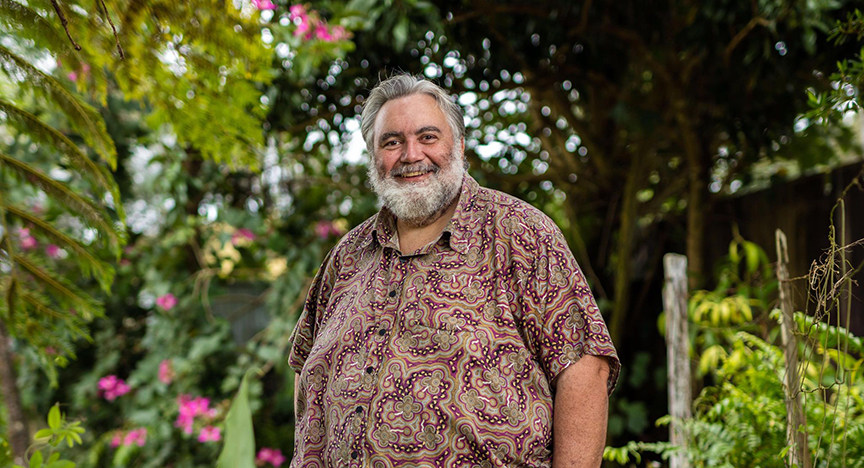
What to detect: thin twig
<box><xmin>723</xmin><ymin>16</ymin><xmax>770</xmax><ymax>65</ymax></box>
<box><xmin>49</xmin><ymin>0</ymin><xmax>82</xmax><ymax>51</ymax></box>
<box><xmin>97</xmin><ymin>0</ymin><xmax>124</xmax><ymax>59</ymax></box>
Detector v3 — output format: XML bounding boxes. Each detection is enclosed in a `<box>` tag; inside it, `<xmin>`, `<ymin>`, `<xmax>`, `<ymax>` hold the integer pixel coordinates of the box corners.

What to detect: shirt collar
<box><xmin>362</xmin><ymin>173</ymin><xmax>481</xmax><ymax>254</ymax></box>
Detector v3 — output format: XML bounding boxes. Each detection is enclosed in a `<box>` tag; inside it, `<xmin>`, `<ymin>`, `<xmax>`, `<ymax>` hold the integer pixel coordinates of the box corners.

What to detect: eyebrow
<box><xmin>379</xmin><ymin>131</ymin><xmax>404</xmax><ymax>143</ymax></box>
<box><xmin>415</xmin><ymin>126</ymin><xmax>442</xmax><ymax>135</ymax></box>
<box><xmin>378</xmin><ymin>126</ymin><xmax>443</xmax><ymax>145</ymax></box>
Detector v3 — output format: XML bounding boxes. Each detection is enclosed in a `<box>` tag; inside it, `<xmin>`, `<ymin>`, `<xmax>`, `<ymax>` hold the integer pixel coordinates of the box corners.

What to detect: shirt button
<box><xmin>366</xmin><ymin>366</ymin><xmax>374</xmax><ymax>374</ymax></box>
<box><xmin>355</xmin><ymin>406</ymin><xmax>363</xmax><ymax>414</ymax></box>
<box><xmin>388</xmin><ymin>290</ymin><xmax>397</xmax><ymax>297</ymax></box>
<box><xmin>378</xmin><ymin>328</ymin><xmax>386</xmax><ymax>336</ymax></box>
<box><xmin>351</xmin><ymin>451</ymin><xmax>359</xmax><ymax>460</ymax></box>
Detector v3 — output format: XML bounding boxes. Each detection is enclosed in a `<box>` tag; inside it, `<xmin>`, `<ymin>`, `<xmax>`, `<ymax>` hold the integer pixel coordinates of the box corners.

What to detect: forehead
<box><xmin>373</xmin><ymin>94</ymin><xmax>449</xmax><ymax>137</ymax></box>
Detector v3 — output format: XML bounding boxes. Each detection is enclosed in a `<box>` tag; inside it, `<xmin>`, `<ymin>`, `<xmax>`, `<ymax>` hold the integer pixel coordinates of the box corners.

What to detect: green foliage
<box><xmin>216</xmin><ymin>369</ymin><xmax>257</xmax><ymax>468</ymax></box>
<box><xmin>609</xmin><ymin>236</ymin><xmax>864</xmax><ymax>466</ymax></box>
<box><xmin>807</xmin><ymin>9</ymin><xmax>864</xmax><ymax>122</ymax></box>
<box><xmin>13</xmin><ymin>403</ymin><xmax>86</xmax><ymax>468</ymax></box>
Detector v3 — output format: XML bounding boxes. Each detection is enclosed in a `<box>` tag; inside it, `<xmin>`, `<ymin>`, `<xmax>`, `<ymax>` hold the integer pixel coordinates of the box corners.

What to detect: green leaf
<box><xmin>46</xmin><ymin>461</ymin><xmax>75</xmax><ymax>468</ymax></box>
<box><xmin>216</xmin><ymin>369</ymin><xmax>258</xmax><ymax>468</ymax></box>
<box><xmin>743</xmin><ymin>241</ymin><xmax>760</xmax><ymax>275</ymax></box>
<box><xmin>34</xmin><ymin>429</ymin><xmax>54</xmax><ymax>440</ymax></box>
<box><xmin>48</xmin><ymin>403</ymin><xmax>61</xmax><ymax>429</ymax></box>
<box><xmin>30</xmin><ymin>451</ymin><xmax>44</xmax><ymax>468</ymax></box>
<box><xmin>393</xmin><ymin>16</ymin><xmax>409</xmax><ymax>51</ymax></box>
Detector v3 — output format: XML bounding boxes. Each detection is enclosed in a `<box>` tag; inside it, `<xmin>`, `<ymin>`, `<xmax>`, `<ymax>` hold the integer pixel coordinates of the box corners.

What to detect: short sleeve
<box><xmin>521</xmin><ymin>230</ymin><xmax>620</xmax><ymax>395</ymax></box>
<box><xmin>288</xmin><ymin>248</ymin><xmax>337</xmax><ymax>374</ymax></box>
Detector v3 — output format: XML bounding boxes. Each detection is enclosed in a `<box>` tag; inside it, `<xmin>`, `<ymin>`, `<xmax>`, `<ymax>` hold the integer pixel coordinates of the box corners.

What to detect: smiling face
<box><xmin>368</xmin><ymin>93</ymin><xmax>465</xmax><ymax>227</ymax></box>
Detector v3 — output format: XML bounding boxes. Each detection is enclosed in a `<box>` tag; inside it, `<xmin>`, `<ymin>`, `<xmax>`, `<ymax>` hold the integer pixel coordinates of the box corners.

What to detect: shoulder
<box><xmin>474</xmin><ymin>185</ymin><xmax>567</xmax><ymax>249</ymax></box>
<box><xmin>329</xmin><ymin>212</ymin><xmax>379</xmax><ymax>259</ymax></box>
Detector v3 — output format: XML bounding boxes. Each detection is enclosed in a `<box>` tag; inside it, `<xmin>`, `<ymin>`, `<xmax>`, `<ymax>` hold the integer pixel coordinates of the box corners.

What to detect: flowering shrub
<box><xmin>97</xmin><ymin>376</ymin><xmax>130</xmax><ymax>401</ymax></box>
<box><xmin>155</xmin><ymin>293</ymin><xmax>177</xmax><ymax>311</ymax></box>
<box><xmin>287</xmin><ymin>4</ymin><xmax>350</xmax><ymax>42</ymax></box>
<box><xmin>158</xmin><ymin>359</ymin><xmax>174</xmax><ymax>384</ymax></box>
<box><xmin>256</xmin><ymin>447</ymin><xmax>286</xmax><ymax>467</ymax></box>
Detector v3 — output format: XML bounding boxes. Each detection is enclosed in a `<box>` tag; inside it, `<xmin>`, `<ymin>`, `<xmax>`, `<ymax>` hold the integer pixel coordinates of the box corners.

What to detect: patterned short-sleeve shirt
<box><xmin>288</xmin><ymin>175</ymin><xmax>620</xmax><ymax>467</ymax></box>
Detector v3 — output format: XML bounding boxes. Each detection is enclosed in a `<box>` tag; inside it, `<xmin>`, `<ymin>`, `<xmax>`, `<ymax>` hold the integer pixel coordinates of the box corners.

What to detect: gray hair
<box><xmin>360</xmin><ymin>74</ymin><xmax>464</xmax><ymax>153</ymax></box>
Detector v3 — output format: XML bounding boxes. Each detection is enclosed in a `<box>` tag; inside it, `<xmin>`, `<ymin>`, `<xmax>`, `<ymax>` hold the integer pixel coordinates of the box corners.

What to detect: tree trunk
<box><xmin>685</xmin><ymin>166</ymin><xmax>706</xmax><ymax>291</ymax></box>
<box><xmin>0</xmin><ymin>320</ymin><xmax>29</xmax><ymax>465</ymax></box>
<box><xmin>671</xmin><ymin>96</ymin><xmax>707</xmax><ymax>291</ymax></box>
<box><xmin>608</xmin><ymin>154</ymin><xmax>643</xmax><ymax>346</ymax></box>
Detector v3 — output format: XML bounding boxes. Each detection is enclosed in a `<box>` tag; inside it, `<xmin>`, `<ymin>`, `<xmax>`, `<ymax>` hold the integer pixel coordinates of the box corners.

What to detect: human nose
<box><xmin>399</xmin><ymin>139</ymin><xmax>425</xmax><ymax>164</ymax></box>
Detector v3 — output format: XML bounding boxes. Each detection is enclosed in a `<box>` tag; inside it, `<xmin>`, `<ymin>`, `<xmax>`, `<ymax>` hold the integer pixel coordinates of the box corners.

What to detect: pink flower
<box><xmin>98</xmin><ymin>375</ymin><xmax>130</xmax><ymax>401</ymax></box>
<box><xmin>288</xmin><ymin>4</ymin><xmax>305</xmax><ymax>18</ymax></box>
<box><xmin>198</xmin><ymin>426</ymin><xmax>221</xmax><ymax>443</ymax></box>
<box><xmin>314</xmin><ymin>221</ymin><xmax>332</xmax><ymax>239</ymax></box>
<box><xmin>123</xmin><ymin>428</ymin><xmax>147</xmax><ymax>447</ymax></box>
<box><xmin>253</xmin><ymin>0</ymin><xmax>276</xmax><ymax>9</ymax></box>
<box><xmin>17</xmin><ymin>228</ymin><xmax>37</xmax><ymax>250</ymax></box>
<box><xmin>314</xmin><ymin>221</ymin><xmax>346</xmax><ymax>239</ymax></box>
<box><xmin>231</xmin><ymin>228</ymin><xmax>256</xmax><ymax>246</ymax></box>
<box><xmin>66</xmin><ymin>64</ymin><xmax>89</xmax><ymax>81</ymax></box>
<box><xmin>46</xmin><ymin>244</ymin><xmax>62</xmax><ymax>259</ymax></box>
<box><xmin>156</xmin><ymin>293</ymin><xmax>177</xmax><ymax>311</ymax></box>
<box><xmin>158</xmin><ymin>359</ymin><xmax>174</xmax><ymax>385</ymax></box>
<box><xmin>175</xmin><ymin>394</ymin><xmax>216</xmax><ymax>434</ymax></box>
<box><xmin>45</xmin><ymin>347</ymin><xmax>57</xmax><ymax>355</ymax></box>
<box><xmin>257</xmin><ymin>447</ymin><xmax>286</xmax><ymax>467</ymax></box>
<box><xmin>314</xmin><ymin>23</ymin><xmax>332</xmax><ymax>41</ymax></box>
<box><xmin>331</xmin><ymin>26</ymin><xmax>348</xmax><ymax>40</ymax></box>
<box><xmin>110</xmin><ymin>431</ymin><xmax>123</xmax><ymax>448</ymax></box>
<box><xmin>294</xmin><ymin>17</ymin><xmax>312</xmax><ymax>38</ymax></box>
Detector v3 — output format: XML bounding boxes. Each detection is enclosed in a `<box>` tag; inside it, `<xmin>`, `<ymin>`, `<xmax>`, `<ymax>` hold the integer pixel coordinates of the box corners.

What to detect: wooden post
<box><xmin>663</xmin><ymin>253</ymin><xmax>692</xmax><ymax>468</ymax></box>
<box><xmin>775</xmin><ymin>229</ymin><xmax>811</xmax><ymax>468</ymax></box>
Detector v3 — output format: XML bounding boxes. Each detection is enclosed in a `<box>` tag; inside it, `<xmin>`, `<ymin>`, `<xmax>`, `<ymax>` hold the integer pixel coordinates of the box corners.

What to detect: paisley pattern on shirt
<box><xmin>288</xmin><ymin>175</ymin><xmax>620</xmax><ymax>468</ymax></box>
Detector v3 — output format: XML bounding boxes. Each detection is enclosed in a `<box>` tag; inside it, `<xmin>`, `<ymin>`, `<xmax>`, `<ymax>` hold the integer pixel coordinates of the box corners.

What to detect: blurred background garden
<box><xmin>2</xmin><ymin>0</ymin><xmax>864</xmax><ymax>466</ymax></box>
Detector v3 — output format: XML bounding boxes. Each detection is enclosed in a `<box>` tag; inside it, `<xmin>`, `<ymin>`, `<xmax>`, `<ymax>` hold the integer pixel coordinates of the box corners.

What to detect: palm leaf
<box><xmin>0</xmin><ymin>152</ymin><xmax>124</xmax><ymax>253</ymax></box>
<box><xmin>4</xmin><ymin>205</ymin><xmax>115</xmax><ymax>293</ymax></box>
<box><xmin>0</xmin><ymin>44</ymin><xmax>116</xmax><ymax>167</ymax></box>
<box><xmin>0</xmin><ymin>100</ymin><xmax>126</xmax><ymax>227</ymax></box>
<box><xmin>12</xmin><ymin>254</ymin><xmax>103</xmax><ymax>319</ymax></box>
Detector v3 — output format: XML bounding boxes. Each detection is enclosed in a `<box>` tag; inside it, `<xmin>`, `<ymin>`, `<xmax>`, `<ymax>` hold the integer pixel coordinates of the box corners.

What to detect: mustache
<box><xmin>390</xmin><ymin>163</ymin><xmax>440</xmax><ymax>177</ymax></box>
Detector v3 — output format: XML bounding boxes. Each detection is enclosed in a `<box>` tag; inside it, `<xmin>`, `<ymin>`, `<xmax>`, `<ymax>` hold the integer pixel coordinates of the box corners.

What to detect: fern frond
<box><xmin>0</xmin><ymin>0</ymin><xmax>77</xmax><ymax>63</ymax></box>
<box><xmin>0</xmin><ymin>0</ymin><xmax>110</xmax><ymax>100</ymax></box>
<box><xmin>20</xmin><ymin>291</ymin><xmax>88</xmax><ymax>340</ymax></box>
<box><xmin>0</xmin><ymin>44</ymin><xmax>116</xmax><ymax>167</ymax></box>
<box><xmin>0</xmin><ymin>152</ymin><xmax>124</xmax><ymax>252</ymax></box>
<box><xmin>4</xmin><ymin>204</ymin><xmax>115</xmax><ymax>293</ymax></box>
<box><xmin>0</xmin><ymin>100</ymin><xmax>126</xmax><ymax>228</ymax></box>
<box><xmin>12</xmin><ymin>253</ymin><xmax>103</xmax><ymax>319</ymax></box>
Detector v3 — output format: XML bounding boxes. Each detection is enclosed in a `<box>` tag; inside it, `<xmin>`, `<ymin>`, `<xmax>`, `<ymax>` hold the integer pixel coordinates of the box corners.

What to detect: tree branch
<box><xmin>97</xmin><ymin>0</ymin><xmax>124</xmax><ymax>59</ymax></box>
<box><xmin>49</xmin><ymin>0</ymin><xmax>81</xmax><ymax>51</ymax></box>
<box><xmin>724</xmin><ymin>17</ymin><xmax>770</xmax><ymax>65</ymax></box>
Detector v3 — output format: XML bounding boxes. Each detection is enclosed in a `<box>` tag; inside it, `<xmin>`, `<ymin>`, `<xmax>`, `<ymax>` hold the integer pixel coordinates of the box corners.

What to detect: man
<box><xmin>288</xmin><ymin>74</ymin><xmax>620</xmax><ymax>467</ymax></box>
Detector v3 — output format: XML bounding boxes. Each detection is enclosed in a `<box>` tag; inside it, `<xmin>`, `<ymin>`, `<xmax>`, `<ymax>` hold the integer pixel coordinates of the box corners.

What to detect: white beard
<box><xmin>368</xmin><ymin>145</ymin><xmax>465</xmax><ymax>227</ymax></box>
